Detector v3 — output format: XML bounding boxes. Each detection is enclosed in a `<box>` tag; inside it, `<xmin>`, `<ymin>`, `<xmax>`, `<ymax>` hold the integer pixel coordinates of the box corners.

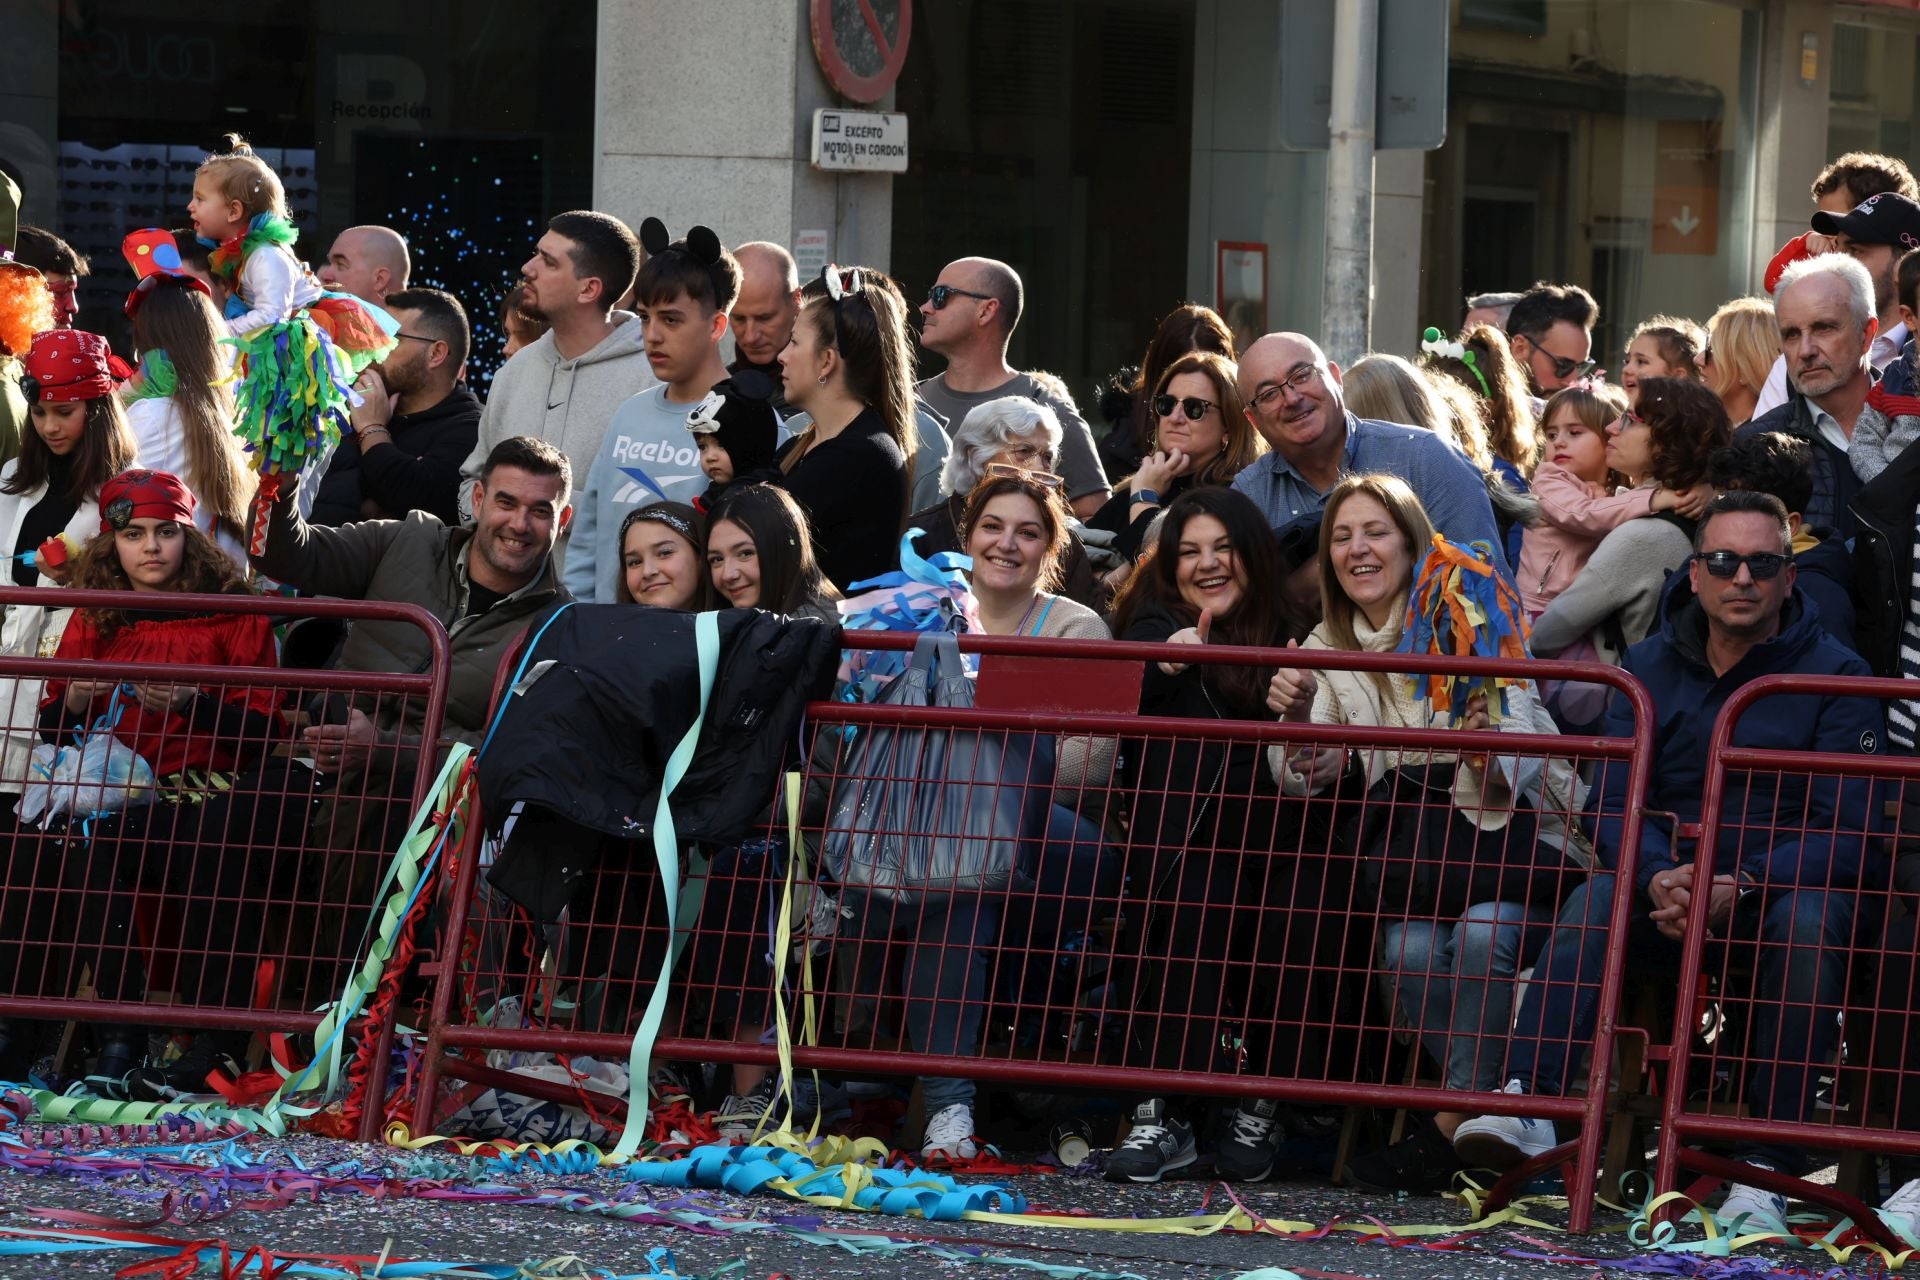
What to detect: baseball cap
<box><xmin>1811</xmin><ymin>192</ymin><xmax>1920</xmax><ymax>251</ymax></box>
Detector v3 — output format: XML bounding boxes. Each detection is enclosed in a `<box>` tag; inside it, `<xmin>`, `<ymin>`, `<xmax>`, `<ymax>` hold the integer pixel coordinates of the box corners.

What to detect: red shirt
<box><xmin>44</xmin><ymin>608</ymin><xmax>281</xmax><ymax>779</ymax></box>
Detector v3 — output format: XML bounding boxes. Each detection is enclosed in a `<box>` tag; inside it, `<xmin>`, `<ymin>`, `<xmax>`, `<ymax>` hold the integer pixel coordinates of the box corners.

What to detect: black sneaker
<box><xmin>84</xmin><ymin>1031</ymin><xmax>146</xmax><ymax>1099</ymax></box>
<box><xmin>1105</xmin><ymin>1097</ymin><xmax>1198</xmax><ymax>1183</ymax></box>
<box><xmin>128</xmin><ymin>1032</ymin><xmax>246</xmax><ymax>1102</ymax></box>
<box><xmin>1345</xmin><ymin>1121</ymin><xmax>1469</xmax><ymax>1194</ymax></box>
<box><xmin>1214</xmin><ymin>1097</ymin><xmax>1280</xmax><ymax>1182</ymax></box>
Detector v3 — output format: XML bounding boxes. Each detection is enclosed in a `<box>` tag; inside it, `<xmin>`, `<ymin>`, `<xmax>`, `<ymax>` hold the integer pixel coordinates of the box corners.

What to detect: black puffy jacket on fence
<box><xmin>480</xmin><ymin>604</ymin><xmax>842</xmax><ymax>920</ymax></box>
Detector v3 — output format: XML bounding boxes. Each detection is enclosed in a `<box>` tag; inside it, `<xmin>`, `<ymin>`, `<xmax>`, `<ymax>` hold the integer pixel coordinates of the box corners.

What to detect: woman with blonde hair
<box><xmin>1265</xmin><ymin>473</ymin><xmax>1585</xmax><ymax>1194</ymax></box>
<box><xmin>1703</xmin><ymin>297</ymin><xmax>1778</xmax><ymax>427</ymax></box>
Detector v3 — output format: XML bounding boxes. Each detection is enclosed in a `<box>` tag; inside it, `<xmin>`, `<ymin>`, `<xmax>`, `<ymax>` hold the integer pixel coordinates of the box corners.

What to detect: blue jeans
<box><xmin>1379</xmin><ymin>901</ymin><xmax>1555</xmax><ymax>1094</ymax></box>
<box><xmin>1505</xmin><ymin>872</ymin><xmax>1857</xmax><ymax>1176</ymax></box>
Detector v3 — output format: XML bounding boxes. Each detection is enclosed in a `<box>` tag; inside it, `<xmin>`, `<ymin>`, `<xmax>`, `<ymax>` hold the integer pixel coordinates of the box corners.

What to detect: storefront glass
<box><xmin>0</xmin><ymin>0</ymin><xmax>594</xmax><ymax>385</ymax></box>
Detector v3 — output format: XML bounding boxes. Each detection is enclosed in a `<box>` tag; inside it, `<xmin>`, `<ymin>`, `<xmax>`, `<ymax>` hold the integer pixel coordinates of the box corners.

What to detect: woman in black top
<box><xmin>774</xmin><ymin>264</ymin><xmax>918</xmax><ymax>591</ymax></box>
<box><xmin>1105</xmin><ymin>487</ymin><xmax>1318</xmax><ymax>1185</ymax></box>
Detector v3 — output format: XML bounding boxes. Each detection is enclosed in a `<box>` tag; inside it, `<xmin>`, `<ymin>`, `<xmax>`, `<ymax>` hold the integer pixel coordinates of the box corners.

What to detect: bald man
<box><xmin>728</xmin><ymin>241</ymin><xmax>802</xmax><ymax>413</ymax></box>
<box><xmin>1231</xmin><ymin>331</ymin><xmax>1507</xmax><ymax>572</ymax></box>
<box><xmin>916</xmin><ymin>255</ymin><xmax>1110</xmax><ymax>517</ymax></box>
<box><xmin>318</xmin><ymin>225</ymin><xmax>411</xmax><ymax>305</ymax></box>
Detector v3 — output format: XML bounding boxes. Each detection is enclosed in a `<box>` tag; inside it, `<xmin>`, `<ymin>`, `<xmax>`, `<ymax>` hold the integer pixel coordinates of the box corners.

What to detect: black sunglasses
<box><xmin>1521</xmin><ymin>334</ymin><xmax>1595</xmax><ymax>381</ymax></box>
<box><xmin>1153</xmin><ymin>393</ymin><xmax>1216</xmax><ymax>420</ymax></box>
<box><xmin>1693</xmin><ymin>550</ymin><xmax>1788</xmax><ymax>580</ymax></box>
<box><xmin>926</xmin><ymin>283</ymin><xmax>991</xmax><ymax>310</ymax></box>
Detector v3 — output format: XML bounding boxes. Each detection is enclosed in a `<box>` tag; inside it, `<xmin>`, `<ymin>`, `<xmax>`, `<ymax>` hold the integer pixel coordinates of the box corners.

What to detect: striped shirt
<box><xmin>1892</xmin><ymin>506</ymin><xmax>1920</xmax><ymax>751</ymax></box>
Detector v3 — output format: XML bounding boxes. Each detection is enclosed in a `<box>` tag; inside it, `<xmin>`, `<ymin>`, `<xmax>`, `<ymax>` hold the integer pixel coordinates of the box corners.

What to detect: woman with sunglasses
<box><xmin>1532</xmin><ymin>378</ymin><xmax>1730</xmax><ymax>665</ymax></box>
<box><xmin>1090</xmin><ymin>351</ymin><xmax>1262</xmax><ymax>562</ymax></box>
<box><xmin>775</xmin><ymin>265</ymin><xmax>918</xmax><ymax>592</ymax></box>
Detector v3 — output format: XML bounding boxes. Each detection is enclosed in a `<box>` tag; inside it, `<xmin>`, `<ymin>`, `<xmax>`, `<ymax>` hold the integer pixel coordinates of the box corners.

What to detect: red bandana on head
<box><xmin>98</xmin><ymin>469</ymin><xmax>197</xmax><ymax>534</ymax></box>
<box><xmin>24</xmin><ymin>329</ymin><xmax>130</xmax><ymax>402</ymax></box>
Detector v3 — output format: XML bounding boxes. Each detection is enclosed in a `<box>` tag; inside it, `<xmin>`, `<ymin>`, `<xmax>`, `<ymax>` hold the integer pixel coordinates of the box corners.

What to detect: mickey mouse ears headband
<box><xmin>1420</xmin><ymin>325</ymin><xmax>1491</xmax><ymax>398</ymax></box>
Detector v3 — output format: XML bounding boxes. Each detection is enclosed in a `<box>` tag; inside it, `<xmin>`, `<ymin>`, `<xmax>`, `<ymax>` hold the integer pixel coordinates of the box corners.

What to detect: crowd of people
<box><xmin>0</xmin><ymin>139</ymin><xmax>1918</xmax><ymax>1231</ymax></box>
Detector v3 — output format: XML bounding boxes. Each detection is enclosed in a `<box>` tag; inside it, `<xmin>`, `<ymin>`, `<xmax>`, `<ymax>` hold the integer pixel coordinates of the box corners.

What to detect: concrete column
<box><xmin>1752</xmin><ymin>0</ymin><xmax>1834</xmax><ymax>288</ymax></box>
<box><xmin>0</xmin><ymin>0</ymin><xmax>59</xmax><ymax>226</ymax></box>
<box><xmin>594</xmin><ymin>0</ymin><xmax>893</xmax><ymax>271</ymax></box>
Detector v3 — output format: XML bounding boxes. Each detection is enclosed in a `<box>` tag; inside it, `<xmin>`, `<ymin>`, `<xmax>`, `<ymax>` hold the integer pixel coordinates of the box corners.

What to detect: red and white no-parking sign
<box><xmin>810</xmin><ymin>0</ymin><xmax>912</xmax><ymax>104</ymax></box>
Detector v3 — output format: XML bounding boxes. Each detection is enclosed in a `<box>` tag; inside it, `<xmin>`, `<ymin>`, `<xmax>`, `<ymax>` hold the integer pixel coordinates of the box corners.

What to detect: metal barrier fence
<box><xmin>416</xmin><ymin>632</ymin><xmax>1653</xmax><ymax>1231</ymax></box>
<box><xmin>1653</xmin><ymin>673</ymin><xmax>1920</xmax><ymax>1249</ymax></box>
<box><xmin>0</xmin><ymin>587</ymin><xmax>450</xmax><ymax>1141</ymax></box>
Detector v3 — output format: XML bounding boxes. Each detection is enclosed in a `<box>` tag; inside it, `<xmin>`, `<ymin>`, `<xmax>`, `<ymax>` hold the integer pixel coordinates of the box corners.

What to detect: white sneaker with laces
<box><xmin>1450</xmin><ymin>1080</ymin><xmax>1558</xmax><ymax>1170</ymax></box>
<box><xmin>1879</xmin><ymin>1177</ymin><xmax>1920</xmax><ymax>1243</ymax></box>
<box><xmin>1718</xmin><ymin>1181</ymin><xmax>1788</xmax><ymax>1235</ymax></box>
<box><xmin>715</xmin><ymin>1084</ymin><xmax>776</xmax><ymax>1144</ymax></box>
<box><xmin>922</xmin><ymin>1102</ymin><xmax>979</xmax><ymax>1160</ymax></box>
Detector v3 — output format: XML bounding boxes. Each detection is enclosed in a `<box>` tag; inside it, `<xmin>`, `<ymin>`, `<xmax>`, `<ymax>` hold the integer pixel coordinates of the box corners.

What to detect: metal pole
<box><xmin>1322</xmin><ymin>0</ymin><xmax>1380</xmax><ymax>366</ymax></box>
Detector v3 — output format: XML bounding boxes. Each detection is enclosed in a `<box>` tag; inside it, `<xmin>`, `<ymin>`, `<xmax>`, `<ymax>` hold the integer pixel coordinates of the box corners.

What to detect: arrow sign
<box><xmin>1669</xmin><ymin>205</ymin><xmax>1701</xmax><ymax>236</ymax></box>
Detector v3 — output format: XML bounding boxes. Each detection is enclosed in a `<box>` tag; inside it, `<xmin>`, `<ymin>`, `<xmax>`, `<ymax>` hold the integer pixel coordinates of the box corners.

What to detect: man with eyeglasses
<box><xmin>1736</xmin><ymin>254</ymin><xmax>1880</xmax><ymax>538</ymax></box>
<box><xmin>1504</xmin><ymin>283</ymin><xmax>1599</xmax><ymax>401</ymax></box>
<box><xmin>915</xmin><ymin>256</ymin><xmax>1111</xmax><ymax>518</ymax></box>
<box><xmin>1230</xmin><ymin>332</ymin><xmax>1509</xmax><ymax>573</ymax></box>
<box><xmin>1453</xmin><ymin>489</ymin><xmax>1881</xmax><ymax>1231</ymax></box>
<box><xmin>313</xmin><ymin>287</ymin><xmax>478</xmax><ymax>526</ymax></box>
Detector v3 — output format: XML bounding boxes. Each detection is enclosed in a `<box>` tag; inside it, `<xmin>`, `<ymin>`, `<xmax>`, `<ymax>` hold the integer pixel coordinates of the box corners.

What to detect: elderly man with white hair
<box><xmin>904</xmin><ymin>395</ymin><xmax>1106</xmax><ymax>606</ymax></box>
<box><xmin>1735</xmin><ymin>253</ymin><xmax>1882</xmax><ymax>538</ymax></box>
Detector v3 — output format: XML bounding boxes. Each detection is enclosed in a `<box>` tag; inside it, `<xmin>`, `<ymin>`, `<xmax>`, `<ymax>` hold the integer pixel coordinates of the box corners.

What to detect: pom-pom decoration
<box><xmin>1396</xmin><ymin>534</ymin><xmax>1531</xmax><ymax>723</ymax></box>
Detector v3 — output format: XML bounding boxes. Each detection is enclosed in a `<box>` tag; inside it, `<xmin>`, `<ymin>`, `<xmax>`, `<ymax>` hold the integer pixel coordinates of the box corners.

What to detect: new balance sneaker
<box><xmin>1718</xmin><ymin>1180</ymin><xmax>1788</xmax><ymax>1235</ymax></box>
<box><xmin>1878</xmin><ymin>1177</ymin><xmax>1920</xmax><ymax>1243</ymax></box>
<box><xmin>715</xmin><ymin>1078</ymin><xmax>779</xmax><ymax>1144</ymax></box>
<box><xmin>921</xmin><ymin>1102</ymin><xmax>979</xmax><ymax>1161</ymax></box>
<box><xmin>1450</xmin><ymin>1080</ymin><xmax>1558</xmax><ymax>1170</ymax></box>
<box><xmin>1105</xmin><ymin>1097</ymin><xmax>1198</xmax><ymax>1184</ymax></box>
<box><xmin>1345</xmin><ymin>1121</ymin><xmax>1469</xmax><ymax>1194</ymax></box>
<box><xmin>1213</xmin><ymin>1097</ymin><xmax>1280</xmax><ymax>1183</ymax></box>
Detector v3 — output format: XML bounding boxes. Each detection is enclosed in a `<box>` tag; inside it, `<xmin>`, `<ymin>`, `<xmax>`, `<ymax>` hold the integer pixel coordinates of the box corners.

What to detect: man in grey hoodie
<box><xmin>458</xmin><ymin>211</ymin><xmax>657</xmax><ymax>523</ymax></box>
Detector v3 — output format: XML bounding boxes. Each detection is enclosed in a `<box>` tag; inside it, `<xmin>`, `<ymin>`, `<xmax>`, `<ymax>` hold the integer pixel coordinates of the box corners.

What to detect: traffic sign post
<box><xmin>1277</xmin><ymin>0</ymin><xmax>1450</xmax><ymax>152</ymax></box>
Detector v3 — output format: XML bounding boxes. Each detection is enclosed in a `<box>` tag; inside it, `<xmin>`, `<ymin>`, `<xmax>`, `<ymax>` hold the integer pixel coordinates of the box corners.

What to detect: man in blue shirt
<box><xmin>1231</xmin><ymin>333</ymin><xmax>1509</xmax><ymax>574</ymax></box>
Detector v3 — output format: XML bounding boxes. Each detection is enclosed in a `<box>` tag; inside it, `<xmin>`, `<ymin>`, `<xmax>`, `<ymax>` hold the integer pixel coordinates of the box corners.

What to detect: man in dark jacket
<box><xmin>1707</xmin><ymin>431</ymin><xmax>1858</xmax><ymax>652</ymax></box>
<box><xmin>1735</xmin><ymin>255</ymin><xmax>1883</xmax><ymax>538</ymax></box>
<box><xmin>1451</xmin><ymin>492</ymin><xmax>1882</xmax><ymax>1223</ymax></box>
<box><xmin>313</xmin><ymin>288</ymin><xmax>480</xmax><ymax>527</ymax></box>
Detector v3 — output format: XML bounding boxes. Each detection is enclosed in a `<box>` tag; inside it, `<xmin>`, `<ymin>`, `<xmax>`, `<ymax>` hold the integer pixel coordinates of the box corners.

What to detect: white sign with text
<box><xmin>810</xmin><ymin>109</ymin><xmax>908</xmax><ymax>173</ymax></box>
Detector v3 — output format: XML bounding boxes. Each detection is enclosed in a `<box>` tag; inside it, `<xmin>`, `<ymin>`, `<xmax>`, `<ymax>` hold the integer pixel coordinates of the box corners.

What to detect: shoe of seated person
<box><xmin>84</xmin><ymin>1031</ymin><xmax>146</xmax><ymax>1100</ymax></box>
<box><xmin>921</xmin><ymin>1102</ymin><xmax>979</xmax><ymax>1161</ymax></box>
<box><xmin>1213</xmin><ymin>1097</ymin><xmax>1280</xmax><ymax>1183</ymax></box>
<box><xmin>1878</xmin><ymin>1177</ymin><xmax>1920</xmax><ymax>1243</ymax></box>
<box><xmin>1450</xmin><ymin>1080</ymin><xmax>1557</xmax><ymax>1170</ymax></box>
<box><xmin>1345</xmin><ymin>1121</ymin><xmax>1470</xmax><ymax>1194</ymax></box>
<box><xmin>128</xmin><ymin>1032</ymin><xmax>246</xmax><ymax>1102</ymax></box>
<box><xmin>716</xmin><ymin>1078</ymin><xmax>779</xmax><ymax>1144</ymax></box>
<box><xmin>1105</xmin><ymin>1097</ymin><xmax>1197</xmax><ymax>1183</ymax></box>
<box><xmin>1718</xmin><ymin>1179</ymin><xmax>1788</xmax><ymax>1235</ymax></box>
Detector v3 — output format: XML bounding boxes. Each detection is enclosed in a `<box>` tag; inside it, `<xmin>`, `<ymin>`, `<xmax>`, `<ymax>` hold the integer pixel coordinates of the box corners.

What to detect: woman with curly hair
<box><xmin>0</xmin><ymin>254</ymin><xmax>55</xmax><ymax>467</ymax></box>
<box><xmin>41</xmin><ymin>470</ymin><xmax>312</xmax><ymax>1101</ymax></box>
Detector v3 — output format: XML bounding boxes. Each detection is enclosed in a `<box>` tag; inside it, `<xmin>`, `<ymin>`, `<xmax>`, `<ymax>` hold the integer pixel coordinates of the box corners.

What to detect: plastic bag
<box><xmin>822</xmin><ymin>631</ymin><xmax>1052</xmax><ymax>905</ymax></box>
<box><xmin>17</xmin><ymin>722</ymin><xmax>157</xmax><ymax>829</ymax></box>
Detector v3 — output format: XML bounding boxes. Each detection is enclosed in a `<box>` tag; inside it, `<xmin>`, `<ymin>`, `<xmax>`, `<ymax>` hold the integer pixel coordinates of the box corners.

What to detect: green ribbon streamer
<box><xmin>21</xmin><ymin>744</ymin><xmax>474</xmax><ymax>1134</ymax></box>
<box><xmin>608</xmin><ymin>611</ymin><xmax>720</xmax><ymax>1160</ymax></box>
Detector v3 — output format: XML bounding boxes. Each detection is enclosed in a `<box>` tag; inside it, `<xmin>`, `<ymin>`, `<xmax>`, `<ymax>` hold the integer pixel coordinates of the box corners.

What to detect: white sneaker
<box><xmin>1879</xmin><ymin>1177</ymin><xmax>1920</xmax><ymax>1243</ymax></box>
<box><xmin>922</xmin><ymin>1102</ymin><xmax>979</xmax><ymax>1160</ymax></box>
<box><xmin>715</xmin><ymin>1080</ymin><xmax>777</xmax><ymax>1144</ymax></box>
<box><xmin>1451</xmin><ymin>1080</ymin><xmax>1558</xmax><ymax>1170</ymax></box>
<box><xmin>1718</xmin><ymin>1180</ymin><xmax>1788</xmax><ymax>1235</ymax></box>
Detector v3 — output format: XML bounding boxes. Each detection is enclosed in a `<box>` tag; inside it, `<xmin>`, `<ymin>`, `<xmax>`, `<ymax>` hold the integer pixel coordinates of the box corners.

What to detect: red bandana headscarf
<box><xmin>99</xmin><ymin>469</ymin><xmax>198</xmax><ymax>534</ymax></box>
<box><xmin>24</xmin><ymin>329</ymin><xmax>129</xmax><ymax>402</ymax></box>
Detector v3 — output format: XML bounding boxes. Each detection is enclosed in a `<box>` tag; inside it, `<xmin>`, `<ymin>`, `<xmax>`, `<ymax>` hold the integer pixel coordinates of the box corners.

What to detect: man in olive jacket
<box><xmin>252</xmin><ymin>434</ymin><xmax>574</xmax><ymax>755</ymax></box>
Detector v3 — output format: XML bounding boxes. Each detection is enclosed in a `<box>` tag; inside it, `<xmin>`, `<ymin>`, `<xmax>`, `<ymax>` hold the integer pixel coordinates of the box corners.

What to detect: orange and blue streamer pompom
<box><xmin>1396</xmin><ymin>534</ymin><xmax>1531</xmax><ymax>722</ymax></box>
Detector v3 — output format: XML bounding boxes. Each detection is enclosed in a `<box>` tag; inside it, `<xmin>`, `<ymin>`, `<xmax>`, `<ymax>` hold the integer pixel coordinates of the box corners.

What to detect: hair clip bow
<box><xmin>823</xmin><ymin>263</ymin><xmax>864</xmax><ymax>301</ymax></box>
<box><xmin>686</xmin><ymin>389</ymin><xmax>727</xmax><ymax>432</ymax></box>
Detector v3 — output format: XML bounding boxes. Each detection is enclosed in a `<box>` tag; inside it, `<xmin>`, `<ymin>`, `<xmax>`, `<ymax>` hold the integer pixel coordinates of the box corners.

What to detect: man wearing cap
<box><xmin>0</xmin><ymin>173</ymin><xmax>55</xmax><ymax>466</ymax></box>
<box><xmin>1816</xmin><ymin>191</ymin><xmax>1920</xmax><ymax>373</ymax></box>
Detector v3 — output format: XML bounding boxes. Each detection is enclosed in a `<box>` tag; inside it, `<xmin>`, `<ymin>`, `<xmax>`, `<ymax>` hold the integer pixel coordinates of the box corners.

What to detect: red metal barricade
<box><xmin>1652</xmin><ymin>673</ymin><xmax>1920</xmax><ymax>1248</ymax></box>
<box><xmin>0</xmin><ymin>587</ymin><xmax>450</xmax><ymax>1140</ymax></box>
<box><xmin>415</xmin><ymin>633</ymin><xmax>1652</xmax><ymax>1229</ymax></box>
